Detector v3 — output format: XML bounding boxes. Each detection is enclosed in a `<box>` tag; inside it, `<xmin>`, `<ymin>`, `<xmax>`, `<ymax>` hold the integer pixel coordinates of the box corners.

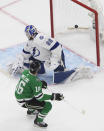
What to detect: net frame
<box><xmin>49</xmin><ymin>0</ymin><xmax>100</xmax><ymax>66</ymax></box>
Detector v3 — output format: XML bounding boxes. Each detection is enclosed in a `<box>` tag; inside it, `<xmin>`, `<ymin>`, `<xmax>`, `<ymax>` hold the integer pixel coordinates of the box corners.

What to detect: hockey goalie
<box><xmin>8</xmin><ymin>25</ymin><xmax>93</xmax><ymax>83</ymax></box>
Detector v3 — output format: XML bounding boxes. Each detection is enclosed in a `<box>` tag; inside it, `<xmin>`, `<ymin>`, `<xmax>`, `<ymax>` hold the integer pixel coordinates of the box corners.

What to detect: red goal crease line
<box><xmin>63</xmin><ymin>45</ymin><xmax>96</xmax><ymax>66</ymax></box>
<box><xmin>0</xmin><ymin>0</ymin><xmax>22</xmax><ymax>9</ymax></box>
<box><xmin>0</xmin><ymin>0</ymin><xmax>28</xmax><ymax>26</ymax></box>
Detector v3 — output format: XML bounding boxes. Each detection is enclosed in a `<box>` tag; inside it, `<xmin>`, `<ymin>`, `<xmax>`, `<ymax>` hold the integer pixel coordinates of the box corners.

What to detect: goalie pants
<box><xmin>17</xmin><ymin>97</ymin><xmax>52</xmax><ymax>122</ymax></box>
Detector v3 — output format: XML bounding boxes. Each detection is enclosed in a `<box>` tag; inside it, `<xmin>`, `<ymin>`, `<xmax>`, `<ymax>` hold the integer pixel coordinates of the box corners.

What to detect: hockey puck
<box><xmin>75</xmin><ymin>25</ymin><xmax>78</xmax><ymax>28</ymax></box>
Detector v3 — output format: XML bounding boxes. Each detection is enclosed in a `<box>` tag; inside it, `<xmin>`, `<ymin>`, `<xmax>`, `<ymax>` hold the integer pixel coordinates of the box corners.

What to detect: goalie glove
<box><xmin>44</xmin><ymin>59</ymin><xmax>60</xmax><ymax>71</ymax></box>
<box><xmin>8</xmin><ymin>54</ymin><xmax>24</xmax><ymax>75</ymax></box>
<box><xmin>45</xmin><ymin>57</ymin><xmax>62</xmax><ymax>71</ymax></box>
<box><xmin>51</xmin><ymin>93</ymin><xmax>64</xmax><ymax>101</ymax></box>
<box><xmin>41</xmin><ymin>80</ymin><xmax>47</xmax><ymax>89</ymax></box>
<box><xmin>8</xmin><ymin>62</ymin><xmax>24</xmax><ymax>75</ymax></box>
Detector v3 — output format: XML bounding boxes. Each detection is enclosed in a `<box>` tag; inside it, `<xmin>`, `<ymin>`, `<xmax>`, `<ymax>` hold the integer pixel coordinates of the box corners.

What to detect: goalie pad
<box><xmin>53</xmin><ymin>69</ymin><xmax>75</xmax><ymax>83</ymax></box>
<box><xmin>68</xmin><ymin>66</ymin><xmax>93</xmax><ymax>82</ymax></box>
<box><xmin>53</xmin><ymin>66</ymin><xmax>93</xmax><ymax>83</ymax></box>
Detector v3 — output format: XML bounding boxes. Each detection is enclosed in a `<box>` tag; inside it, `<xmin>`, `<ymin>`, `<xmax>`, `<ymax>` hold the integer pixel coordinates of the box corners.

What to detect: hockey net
<box><xmin>49</xmin><ymin>0</ymin><xmax>104</xmax><ymax>66</ymax></box>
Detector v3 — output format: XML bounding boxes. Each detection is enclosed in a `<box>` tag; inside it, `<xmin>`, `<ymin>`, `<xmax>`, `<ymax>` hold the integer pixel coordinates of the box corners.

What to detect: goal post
<box><xmin>50</xmin><ymin>0</ymin><xmax>54</xmax><ymax>38</ymax></box>
<box><xmin>49</xmin><ymin>0</ymin><xmax>100</xmax><ymax>66</ymax></box>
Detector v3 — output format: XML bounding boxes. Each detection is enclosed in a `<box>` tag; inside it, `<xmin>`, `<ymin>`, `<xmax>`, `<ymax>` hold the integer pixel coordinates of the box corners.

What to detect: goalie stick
<box><xmin>56</xmin><ymin>26</ymin><xmax>90</xmax><ymax>36</ymax></box>
<box><xmin>67</xmin><ymin>26</ymin><xmax>90</xmax><ymax>30</ymax></box>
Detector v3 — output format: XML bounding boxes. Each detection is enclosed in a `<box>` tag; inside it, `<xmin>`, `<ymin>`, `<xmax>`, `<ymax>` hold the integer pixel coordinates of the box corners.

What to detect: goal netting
<box><xmin>49</xmin><ymin>0</ymin><xmax>104</xmax><ymax>66</ymax></box>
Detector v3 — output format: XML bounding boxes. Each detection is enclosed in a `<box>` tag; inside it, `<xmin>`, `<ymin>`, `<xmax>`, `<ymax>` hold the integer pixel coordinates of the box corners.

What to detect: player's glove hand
<box><xmin>41</xmin><ymin>80</ymin><xmax>47</xmax><ymax>89</ymax></box>
<box><xmin>51</xmin><ymin>93</ymin><xmax>64</xmax><ymax>101</ymax></box>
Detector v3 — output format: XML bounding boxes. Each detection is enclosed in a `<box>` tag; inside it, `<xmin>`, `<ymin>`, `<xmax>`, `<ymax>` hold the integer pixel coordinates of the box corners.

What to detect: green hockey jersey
<box><xmin>15</xmin><ymin>70</ymin><xmax>52</xmax><ymax>101</ymax></box>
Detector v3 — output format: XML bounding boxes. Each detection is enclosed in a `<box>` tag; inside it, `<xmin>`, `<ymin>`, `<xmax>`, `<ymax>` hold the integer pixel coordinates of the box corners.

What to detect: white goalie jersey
<box><xmin>8</xmin><ymin>32</ymin><xmax>63</xmax><ymax>75</ymax></box>
<box><xmin>23</xmin><ymin>32</ymin><xmax>63</xmax><ymax>69</ymax></box>
<box><xmin>7</xmin><ymin>24</ymin><xmax>93</xmax><ymax>83</ymax></box>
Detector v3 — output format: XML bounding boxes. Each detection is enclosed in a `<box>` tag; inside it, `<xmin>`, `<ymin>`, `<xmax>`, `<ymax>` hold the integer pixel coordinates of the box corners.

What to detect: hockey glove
<box><xmin>41</xmin><ymin>80</ymin><xmax>47</xmax><ymax>89</ymax></box>
<box><xmin>51</xmin><ymin>93</ymin><xmax>64</xmax><ymax>101</ymax></box>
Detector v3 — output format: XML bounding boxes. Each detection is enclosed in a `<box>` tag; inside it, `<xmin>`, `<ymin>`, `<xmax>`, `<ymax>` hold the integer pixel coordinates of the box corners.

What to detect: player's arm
<box><xmin>32</xmin><ymin>80</ymin><xmax>64</xmax><ymax>101</ymax></box>
<box><xmin>34</xmin><ymin>89</ymin><xmax>52</xmax><ymax>101</ymax></box>
<box><xmin>46</xmin><ymin>43</ymin><xmax>64</xmax><ymax>71</ymax></box>
<box><xmin>22</xmin><ymin>41</ymin><xmax>35</xmax><ymax>67</ymax></box>
<box><xmin>32</xmin><ymin>80</ymin><xmax>52</xmax><ymax>101</ymax></box>
<box><xmin>22</xmin><ymin>42</ymin><xmax>32</xmax><ymax>60</ymax></box>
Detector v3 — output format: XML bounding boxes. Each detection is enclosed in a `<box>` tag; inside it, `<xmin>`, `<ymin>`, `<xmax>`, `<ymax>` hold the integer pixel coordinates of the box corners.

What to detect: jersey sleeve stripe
<box><xmin>16</xmin><ymin>98</ymin><xmax>33</xmax><ymax>102</ymax></box>
<box><xmin>35</xmin><ymin>93</ymin><xmax>44</xmax><ymax>100</ymax></box>
<box><xmin>50</xmin><ymin>42</ymin><xmax>60</xmax><ymax>51</ymax></box>
<box><xmin>23</xmin><ymin>49</ymin><xmax>30</xmax><ymax>54</ymax></box>
<box><xmin>35</xmin><ymin>93</ymin><xmax>43</xmax><ymax>98</ymax></box>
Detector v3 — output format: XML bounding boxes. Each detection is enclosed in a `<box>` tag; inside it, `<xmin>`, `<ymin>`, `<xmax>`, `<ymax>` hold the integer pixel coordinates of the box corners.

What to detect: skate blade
<box><xmin>33</xmin><ymin>123</ymin><xmax>47</xmax><ymax>129</ymax></box>
<box><xmin>26</xmin><ymin>114</ymin><xmax>37</xmax><ymax>120</ymax></box>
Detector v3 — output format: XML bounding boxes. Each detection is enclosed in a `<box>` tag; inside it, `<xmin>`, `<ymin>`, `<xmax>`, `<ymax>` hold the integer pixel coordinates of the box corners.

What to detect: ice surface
<box><xmin>0</xmin><ymin>0</ymin><xmax>104</xmax><ymax>131</ymax></box>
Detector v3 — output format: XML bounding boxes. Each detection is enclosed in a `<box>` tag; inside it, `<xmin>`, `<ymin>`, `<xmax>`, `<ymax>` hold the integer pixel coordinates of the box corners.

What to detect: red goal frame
<box><xmin>49</xmin><ymin>0</ymin><xmax>100</xmax><ymax>66</ymax></box>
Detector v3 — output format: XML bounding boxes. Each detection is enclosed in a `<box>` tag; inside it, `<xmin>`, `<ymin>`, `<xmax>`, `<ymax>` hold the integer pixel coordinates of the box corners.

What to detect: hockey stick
<box><xmin>47</xmin><ymin>88</ymin><xmax>86</xmax><ymax>115</ymax></box>
<box><xmin>56</xmin><ymin>26</ymin><xmax>90</xmax><ymax>36</ymax></box>
<box><xmin>63</xmin><ymin>99</ymin><xmax>86</xmax><ymax>115</ymax></box>
<box><xmin>67</xmin><ymin>26</ymin><xmax>90</xmax><ymax>30</ymax></box>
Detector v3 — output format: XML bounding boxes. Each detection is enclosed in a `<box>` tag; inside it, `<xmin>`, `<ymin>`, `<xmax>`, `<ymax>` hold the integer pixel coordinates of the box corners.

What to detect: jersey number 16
<box><xmin>16</xmin><ymin>81</ymin><xmax>25</xmax><ymax>94</ymax></box>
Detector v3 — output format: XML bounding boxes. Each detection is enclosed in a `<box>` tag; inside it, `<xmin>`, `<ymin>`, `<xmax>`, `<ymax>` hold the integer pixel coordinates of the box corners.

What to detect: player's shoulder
<box><xmin>23</xmin><ymin>40</ymin><xmax>33</xmax><ymax>49</ymax></box>
<box><xmin>36</xmin><ymin>33</ymin><xmax>46</xmax><ymax>40</ymax></box>
<box><xmin>33</xmin><ymin>76</ymin><xmax>42</xmax><ymax>85</ymax></box>
<box><xmin>22</xmin><ymin>69</ymin><xmax>29</xmax><ymax>75</ymax></box>
<box><xmin>34</xmin><ymin>76</ymin><xmax>41</xmax><ymax>82</ymax></box>
<box><xmin>21</xmin><ymin>70</ymin><xmax>30</xmax><ymax>80</ymax></box>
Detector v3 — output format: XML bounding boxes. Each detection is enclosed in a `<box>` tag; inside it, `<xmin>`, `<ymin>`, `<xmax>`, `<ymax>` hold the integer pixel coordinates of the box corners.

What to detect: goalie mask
<box><xmin>25</xmin><ymin>25</ymin><xmax>38</xmax><ymax>40</ymax></box>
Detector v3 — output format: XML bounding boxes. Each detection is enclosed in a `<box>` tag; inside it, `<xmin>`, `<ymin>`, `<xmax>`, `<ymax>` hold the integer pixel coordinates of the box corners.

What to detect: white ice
<box><xmin>0</xmin><ymin>0</ymin><xmax>104</xmax><ymax>131</ymax></box>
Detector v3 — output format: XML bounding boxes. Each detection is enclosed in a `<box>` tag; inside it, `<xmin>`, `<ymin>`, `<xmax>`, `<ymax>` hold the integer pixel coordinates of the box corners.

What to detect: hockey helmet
<box><xmin>25</xmin><ymin>25</ymin><xmax>38</xmax><ymax>39</ymax></box>
<box><xmin>29</xmin><ymin>61</ymin><xmax>41</xmax><ymax>74</ymax></box>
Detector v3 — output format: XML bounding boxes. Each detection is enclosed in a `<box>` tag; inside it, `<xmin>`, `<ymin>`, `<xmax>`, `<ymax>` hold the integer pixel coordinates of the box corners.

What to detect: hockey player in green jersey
<box><xmin>15</xmin><ymin>61</ymin><xmax>64</xmax><ymax>127</ymax></box>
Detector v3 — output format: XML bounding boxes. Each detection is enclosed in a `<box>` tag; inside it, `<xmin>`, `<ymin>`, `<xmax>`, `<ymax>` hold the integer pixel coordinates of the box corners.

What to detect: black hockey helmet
<box><xmin>29</xmin><ymin>61</ymin><xmax>41</xmax><ymax>74</ymax></box>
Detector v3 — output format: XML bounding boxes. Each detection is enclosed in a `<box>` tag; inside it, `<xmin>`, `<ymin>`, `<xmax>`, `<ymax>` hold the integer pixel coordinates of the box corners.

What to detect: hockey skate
<box><xmin>34</xmin><ymin>118</ymin><xmax>48</xmax><ymax>128</ymax></box>
<box><xmin>27</xmin><ymin>109</ymin><xmax>38</xmax><ymax>116</ymax></box>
